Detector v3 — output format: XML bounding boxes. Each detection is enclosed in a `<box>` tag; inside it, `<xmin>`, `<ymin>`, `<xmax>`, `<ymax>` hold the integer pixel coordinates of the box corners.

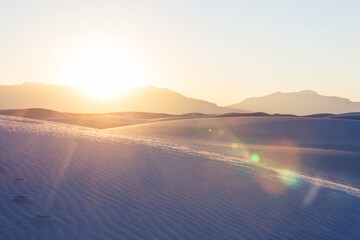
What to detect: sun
<box><xmin>60</xmin><ymin>45</ymin><xmax>145</xmax><ymax>99</ymax></box>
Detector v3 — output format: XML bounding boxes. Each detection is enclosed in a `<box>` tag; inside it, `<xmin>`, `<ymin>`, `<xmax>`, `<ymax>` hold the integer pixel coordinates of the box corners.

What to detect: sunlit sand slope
<box><xmin>108</xmin><ymin>116</ymin><xmax>360</xmax><ymax>184</ymax></box>
<box><xmin>108</xmin><ymin>116</ymin><xmax>360</xmax><ymax>151</ymax></box>
<box><xmin>1</xmin><ymin>116</ymin><xmax>360</xmax><ymax>239</ymax></box>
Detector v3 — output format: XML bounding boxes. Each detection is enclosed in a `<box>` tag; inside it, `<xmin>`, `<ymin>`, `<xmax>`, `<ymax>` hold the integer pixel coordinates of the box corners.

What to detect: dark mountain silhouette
<box><xmin>229</xmin><ymin>90</ymin><xmax>360</xmax><ymax>115</ymax></box>
<box><xmin>0</xmin><ymin>82</ymin><xmax>239</xmax><ymax>114</ymax></box>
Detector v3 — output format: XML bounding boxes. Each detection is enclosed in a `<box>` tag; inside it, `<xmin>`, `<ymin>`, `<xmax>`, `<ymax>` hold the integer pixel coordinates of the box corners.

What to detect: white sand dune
<box><xmin>329</xmin><ymin>112</ymin><xmax>360</xmax><ymax>120</ymax></box>
<box><xmin>88</xmin><ymin>115</ymin><xmax>146</xmax><ymax>124</ymax></box>
<box><xmin>49</xmin><ymin>115</ymin><xmax>147</xmax><ymax>129</ymax></box>
<box><xmin>1</xmin><ymin>115</ymin><xmax>360</xmax><ymax>239</ymax></box>
<box><xmin>108</xmin><ymin>116</ymin><xmax>360</xmax><ymax>150</ymax></box>
<box><xmin>0</xmin><ymin>108</ymin><xmax>212</xmax><ymax>129</ymax></box>
<box><xmin>0</xmin><ymin>108</ymin><xmax>71</xmax><ymax>120</ymax></box>
<box><xmin>108</xmin><ymin>116</ymin><xmax>360</xmax><ymax>187</ymax></box>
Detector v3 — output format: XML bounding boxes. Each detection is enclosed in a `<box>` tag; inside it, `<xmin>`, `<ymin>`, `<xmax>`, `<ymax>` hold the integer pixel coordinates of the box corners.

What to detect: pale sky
<box><xmin>1</xmin><ymin>0</ymin><xmax>359</xmax><ymax>105</ymax></box>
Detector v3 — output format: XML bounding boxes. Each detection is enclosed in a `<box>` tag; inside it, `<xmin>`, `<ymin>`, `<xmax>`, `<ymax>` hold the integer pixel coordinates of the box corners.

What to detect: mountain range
<box><xmin>0</xmin><ymin>83</ymin><xmax>237</xmax><ymax>114</ymax></box>
<box><xmin>1</xmin><ymin>83</ymin><xmax>360</xmax><ymax>115</ymax></box>
<box><xmin>229</xmin><ymin>90</ymin><xmax>360</xmax><ymax>115</ymax></box>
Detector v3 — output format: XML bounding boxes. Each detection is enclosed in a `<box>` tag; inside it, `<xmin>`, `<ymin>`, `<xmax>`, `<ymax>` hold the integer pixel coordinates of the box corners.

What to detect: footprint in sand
<box><xmin>36</xmin><ymin>214</ymin><xmax>51</xmax><ymax>219</ymax></box>
<box><xmin>11</xmin><ymin>177</ymin><xmax>31</xmax><ymax>204</ymax></box>
<box><xmin>11</xmin><ymin>176</ymin><xmax>52</xmax><ymax>222</ymax></box>
<box><xmin>11</xmin><ymin>195</ymin><xmax>32</xmax><ymax>204</ymax></box>
<box><xmin>34</xmin><ymin>214</ymin><xmax>54</xmax><ymax>223</ymax></box>
<box><xmin>13</xmin><ymin>177</ymin><xmax>25</xmax><ymax>181</ymax></box>
<box><xmin>13</xmin><ymin>177</ymin><xmax>25</xmax><ymax>185</ymax></box>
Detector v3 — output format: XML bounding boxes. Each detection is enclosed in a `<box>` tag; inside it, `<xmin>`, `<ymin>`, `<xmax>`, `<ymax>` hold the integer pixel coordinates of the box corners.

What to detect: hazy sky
<box><xmin>1</xmin><ymin>0</ymin><xmax>359</xmax><ymax>105</ymax></box>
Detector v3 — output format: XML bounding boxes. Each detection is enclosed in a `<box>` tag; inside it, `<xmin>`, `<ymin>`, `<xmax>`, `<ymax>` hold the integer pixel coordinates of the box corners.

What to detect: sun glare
<box><xmin>61</xmin><ymin>45</ymin><xmax>145</xmax><ymax>99</ymax></box>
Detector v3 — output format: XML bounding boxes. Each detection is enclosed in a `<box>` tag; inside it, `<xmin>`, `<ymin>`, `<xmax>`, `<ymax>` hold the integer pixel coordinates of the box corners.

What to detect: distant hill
<box><xmin>0</xmin><ymin>83</ymin><xmax>238</xmax><ymax>114</ymax></box>
<box><xmin>0</xmin><ymin>108</ymin><xmax>216</xmax><ymax>129</ymax></box>
<box><xmin>1</xmin><ymin>107</ymin><xmax>360</xmax><ymax>129</ymax></box>
<box><xmin>229</xmin><ymin>90</ymin><xmax>360</xmax><ymax>115</ymax></box>
<box><xmin>0</xmin><ymin>108</ymin><xmax>70</xmax><ymax>119</ymax></box>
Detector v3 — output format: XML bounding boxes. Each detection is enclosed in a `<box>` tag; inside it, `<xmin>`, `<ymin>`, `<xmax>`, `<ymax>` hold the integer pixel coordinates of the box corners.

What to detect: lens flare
<box><xmin>217</xmin><ymin>129</ymin><xmax>225</xmax><ymax>136</ymax></box>
<box><xmin>278</xmin><ymin>169</ymin><xmax>301</xmax><ymax>187</ymax></box>
<box><xmin>250</xmin><ymin>153</ymin><xmax>260</xmax><ymax>163</ymax></box>
<box><xmin>242</xmin><ymin>154</ymin><xmax>250</xmax><ymax>161</ymax></box>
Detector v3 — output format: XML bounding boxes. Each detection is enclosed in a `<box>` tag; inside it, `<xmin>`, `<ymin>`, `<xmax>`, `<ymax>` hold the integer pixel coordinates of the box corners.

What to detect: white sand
<box><xmin>108</xmin><ymin>116</ymin><xmax>360</xmax><ymax>187</ymax></box>
<box><xmin>1</xmin><ymin>115</ymin><xmax>360</xmax><ymax>239</ymax></box>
